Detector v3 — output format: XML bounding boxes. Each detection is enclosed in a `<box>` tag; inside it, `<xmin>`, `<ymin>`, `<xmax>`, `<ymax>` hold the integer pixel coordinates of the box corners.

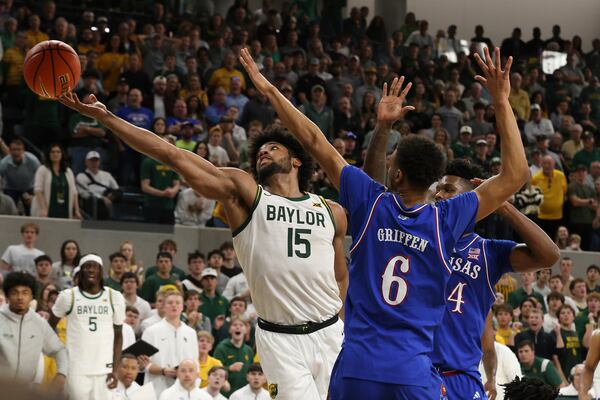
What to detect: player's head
<box><xmin>502</xmin><ymin>376</ymin><xmax>558</xmax><ymax>400</ymax></box>
<box><xmin>77</xmin><ymin>254</ymin><xmax>104</xmax><ymax>291</ymax></box>
<box><xmin>118</xmin><ymin>353</ymin><xmax>139</xmax><ymax>387</ymax></box>
<box><xmin>435</xmin><ymin>159</ymin><xmax>485</xmax><ymax>201</ymax></box>
<box><xmin>178</xmin><ymin>359</ymin><xmax>199</xmax><ymax>390</ymax></box>
<box><xmin>247</xmin><ymin>364</ymin><xmax>266</xmax><ymax>390</ymax></box>
<box><xmin>387</xmin><ymin>136</ymin><xmax>445</xmax><ymax>194</ymax></box>
<box><xmin>249</xmin><ymin>126</ymin><xmax>315</xmax><ymax>192</ymax></box>
<box><xmin>3</xmin><ymin>272</ymin><xmax>37</xmax><ymax>315</ymax></box>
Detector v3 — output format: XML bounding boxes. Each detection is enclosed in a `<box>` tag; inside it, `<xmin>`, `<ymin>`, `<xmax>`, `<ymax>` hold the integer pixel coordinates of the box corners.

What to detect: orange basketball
<box><xmin>23</xmin><ymin>40</ymin><xmax>81</xmax><ymax>98</ymax></box>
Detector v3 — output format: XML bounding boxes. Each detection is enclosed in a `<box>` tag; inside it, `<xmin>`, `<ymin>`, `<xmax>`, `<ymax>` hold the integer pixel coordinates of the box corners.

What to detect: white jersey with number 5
<box><xmin>52</xmin><ymin>286</ymin><xmax>126</xmax><ymax>375</ymax></box>
<box><xmin>232</xmin><ymin>186</ymin><xmax>341</xmax><ymax>325</ymax></box>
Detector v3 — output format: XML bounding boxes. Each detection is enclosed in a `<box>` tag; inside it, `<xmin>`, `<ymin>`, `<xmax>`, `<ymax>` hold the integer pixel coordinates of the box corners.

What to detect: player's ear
<box><xmin>291</xmin><ymin>156</ymin><xmax>302</xmax><ymax>169</ymax></box>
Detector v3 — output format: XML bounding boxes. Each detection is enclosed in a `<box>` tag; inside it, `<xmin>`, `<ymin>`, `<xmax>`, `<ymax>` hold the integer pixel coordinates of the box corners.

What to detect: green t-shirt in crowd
<box><xmin>213</xmin><ymin>338</ymin><xmax>254</xmax><ymax>396</ymax></box>
<box><xmin>140</xmin><ymin>273</ymin><xmax>178</xmax><ymax>303</ymax></box>
<box><xmin>572</xmin><ymin>148</ymin><xmax>600</xmax><ymax>168</ymax></box>
<box><xmin>175</xmin><ymin>139</ymin><xmax>197</xmax><ymax>152</ymax></box>
<box><xmin>521</xmin><ymin>356</ymin><xmax>562</xmax><ymax>387</ymax></box>
<box><xmin>567</xmin><ymin>182</ymin><xmax>597</xmax><ymax>224</ymax></box>
<box><xmin>103</xmin><ymin>276</ymin><xmax>122</xmax><ymax>292</ymax></box>
<box><xmin>145</xmin><ymin>265</ymin><xmax>187</xmax><ymax>281</ymax></box>
<box><xmin>199</xmin><ymin>291</ymin><xmax>229</xmax><ymax>324</ymax></box>
<box><xmin>68</xmin><ymin>113</ymin><xmax>105</xmax><ymax>147</ymax></box>
<box><xmin>507</xmin><ymin>287</ymin><xmax>547</xmax><ymax>313</ymax></box>
<box><xmin>140</xmin><ymin>157</ymin><xmax>179</xmax><ymax>210</ymax></box>
<box><xmin>451</xmin><ymin>142</ymin><xmax>474</xmax><ymax>159</ymax></box>
<box><xmin>559</xmin><ymin>328</ymin><xmax>583</xmax><ymax>376</ymax></box>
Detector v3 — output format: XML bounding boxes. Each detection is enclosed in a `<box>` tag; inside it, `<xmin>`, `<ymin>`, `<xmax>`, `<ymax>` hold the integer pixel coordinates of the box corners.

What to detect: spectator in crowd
<box><xmin>219</xmin><ymin>242</ymin><xmax>242</xmax><ymax>279</ymax></box>
<box><xmin>0</xmin><ymin>138</ymin><xmax>41</xmax><ymax>214</ymax></box>
<box><xmin>209</xmin><ymin>52</ymin><xmax>246</xmax><ymax>93</ymax></box>
<box><xmin>299</xmin><ymin>85</ymin><xmax>334</xmax><ymax>140</ymax></box>
<box><xmin>181</xmin><ymin>251</ymin><xmax>206</xmax><ymax>293</ymax></box>
<box><xmin>103</xmin><ymin>252</ymin><xmax>127</xmax><ymax>292</ymax></box>
<box><xmin>1</xmin><ymin>223</ymin><xmax>44</xmax><ymax>275</ymax></box>
<box><xmin>225</xmin><ymin>77</ymin><xmax>249</xmax><ymax>115</ymax></box>
<box><xmin>206</xmin><ymin>87</ymin><xmax>229</xmax><ymax>126</ymax></box>
<box><xmin>532</xmin><ymin>155</ymin><xmax>567</xmax><ymax>238</ymax></box>
<box><xmin>517</xmin><ymin>340</ymin><xmax>562</xmax><ymax>388</ymax></box>
<box><xmin>559</xmin><ymin>258</ymin><xmax>576</xmax><ymax>295</ymax></box>
<box><xmin>525</xmin><ymin>104</ymin><xmax>554</xmax><ymax>145</ymax></box>
<box><xmin>567</xmin><ymin>164</ymin><xmax>597</xmax><ymax>250</ymax></box>
<box><xmin>229</xmin><ymin>364</ymin><xmax>270</xmax><ymax>400</ymax></box>
<box><xmin>451</xmin><ymin>125</ymin><xmax>474</xmax><ymax>159</ymax></box>
<box><xmin>159</xmin><ymin>359</ymin><xmax>210</xmax><ymax>400</ymax></box>
<box><xmin>573</xmin><ymin>132</ymin><xmax>600</xmax><ymax>169</ymax></box>
<box><xmin>199</xmin><ymin>268</ymin><xmax>229</xmax><ymax>326</ymax></box>
<box><xmin>508</xmin><ymin>72</ymin><xmax>531</xmax><ymax>122</ymax></box>
<box><xmin>495</xmin><ymin>303</ymin><xmax>517</xmax><ymax>345</ymax></box>
<box><xmin>142</xmin><ymin>76</ymin><xmax>169</xmax><ymax>119</ymax></box>
<box><xmin>174</xmin><ymin>121</ymin><xmax>198</xmax><ymax>152</ymax></box>
<box><xmin>575</xmin><ymin>292</ymin><xmax>600</xmax><ymax>343</ymax></box>
<box><xmin>183</xmin><ymin>289</ymin><xmax>212</xmax><ymax>333</ymax></box>
<box><xmin>175</xmin><ymin>187</ymin><xmax>216</xmax><ymax>226</ymax></box>
<box><xmin>140</xmin><ymin>142</ymin><xmax>180</xmax><ymax>224</ymax></box>
<box><xmin>555</xmin><ymin>226</ymin><xmax>570</xmax><ymax>249</ymax></box>
<box><xmin>201</xmin><ymin>366</ymin><xmax>229</xmax><ymax>400</ymax></box>
<box><xmin>534</xmin><ymin>268</ymin><xmax>552</xmax><ymax>299</ymax></box>
<box><xmin>49</xmin><ymin>239</ymin><xmax>79</xmax><ymax>289</ymax></box>
<box><xmin>141</xmin><ymin>252</ymin><xmax>179</xmax><ymax>305</ymax></box>
<box><xmin>143</xmin><ymin>291</ymin><xmax>199</xmax><ymax>396</ymax></box>
<box><xmin>569</xmin><ymin>278</ymin><xmax>588</xmax><ymax>312</ymax></box>
<box><xmin>514</xmin><ymin>308</ymin><xmax>560</xmax><ymax>362</ymax></box>
<box><xmin>585</xmin><ymin>265</ymin><xmax>600</xmax><ymax>293</ymax></box>
<box><xmin>0</xmin><ymin>271</ymin><xmax>67</xmax><ymax>386</ymax></box>
<box><xmin>206</xmin><ymin>250</ymin><xmax>230</xmax><ymax>293</ymax></box>
<box><xmin>561</xmin><ymin>124</ymin><xmax>584</xmax><ymax>167</ymax></box>
<box><xmin>111</xmin><ymin>353</ymin><xmax>141</xmax><ymax>399</ymax></box>
<box><xmin>145</xmin><ymin>240</ymin><xmax>186</xmax><ymax>281</ymax></box>
<box><xmin>556</xmin><ymin>305</ymin><xmax>583</xmax><ymax>383</ymax></box>
<box><xmin>120</xmin><ymin>272</ymin><xmax>151</xmax><ymax>333</ymax></box>
<box><xmin>198</xmin><ymin>331</ymin><xmax>224</xmax><ymax>388</ymax></box>
<box><xmin>33</xmin><ymin>255</ymin><xmax>54</xmax><ymax>299</ymax></box>
<box><xmin>438</xmin><ymin>87</ymin><xmax>463</xmax><ymax>140</ymax></box>
<box><xmin>214</xmin><ymin>316</ymin><xmax>254</xmax><ymax>396</ymax></box>
<box><xmin>76</xmin><ymin>151</ymin><xmax>120</xmax><ymax>220</ymax></box>
<box><xmin>206</xmin><ymin>126</ymin><xmax>230</xmax><ymax>166</ymax></box>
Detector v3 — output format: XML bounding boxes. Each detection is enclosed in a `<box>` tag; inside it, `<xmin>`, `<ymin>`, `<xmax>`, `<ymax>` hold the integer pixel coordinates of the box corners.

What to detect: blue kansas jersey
<box><xmin>431</xmin><ymin>233</ymin><xmax>516</xmax><ymax>375</ymax></box>
<box><xmin>337</xmin><ymin>166</ymin><xmax>479</xmax><ymax>385</ymax></box>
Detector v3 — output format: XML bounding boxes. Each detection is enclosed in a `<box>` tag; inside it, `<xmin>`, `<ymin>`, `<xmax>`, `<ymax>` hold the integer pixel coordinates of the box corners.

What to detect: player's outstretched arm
<box><xmin>58</xmin><ymin>93</ymin><xmax>257</xmax><ymax>220</ymax></box>
<box><xmin>580</xmin><ymin>332</ymin><xmax>600</xmax><ymax>399</ymax></box>
<box><xmin>471</xmin><ymin>48</ymin><xmax>529</xmax><ymax>221</ymax></box>
<box><xmin>496</xmin><ymin>203</ymin><xmax>560</xmax><ymax>271</ymax></box>
<box><xmin>239</xmin><ymin>48</ymin><xmax>347</xmax><ymax>189</ymax></box>
<box><xmin>482</xmin><ymin>312</ymin><xmax>498</xmax><ymax>400</ymax></box>
<box><xmin>363</xmin><ymin>77</ymin><xmax>414</xmax><ymax>184</ymax></box>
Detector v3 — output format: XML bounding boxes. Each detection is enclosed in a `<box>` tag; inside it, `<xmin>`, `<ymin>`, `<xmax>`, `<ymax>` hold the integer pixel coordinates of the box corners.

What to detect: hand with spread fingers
<box><xmin>239</xmin><ymin>47</ymin><xmax>272</xmax><ymax>94</ymax></box>
<box><xmin>58</xmin><ymin>92</ymin><xmax>110</xmax><ymax>122</ymax></box>
<box><xmin>473</xmin><ymin>47</ymin><xmax>513</xmax><ymax>102</ymax></box>
<box><xmin>377</xmin><ymin>76</ymin><xmax>415</xmax><ymax>124</ymax></box>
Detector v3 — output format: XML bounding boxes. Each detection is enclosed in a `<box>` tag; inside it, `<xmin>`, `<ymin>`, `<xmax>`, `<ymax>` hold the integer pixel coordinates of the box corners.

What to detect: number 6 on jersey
<box><xmin>381</xmin><ymin>255</ymin><xmax>410</xmax><ymax>305</ymax></box>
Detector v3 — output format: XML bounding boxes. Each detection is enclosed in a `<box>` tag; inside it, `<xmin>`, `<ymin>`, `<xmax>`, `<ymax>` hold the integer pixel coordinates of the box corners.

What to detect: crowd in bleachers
<box><xmin>0</xmin><ymin>0</ymin><xmax>598</xmax><ymax>249</ymax></box>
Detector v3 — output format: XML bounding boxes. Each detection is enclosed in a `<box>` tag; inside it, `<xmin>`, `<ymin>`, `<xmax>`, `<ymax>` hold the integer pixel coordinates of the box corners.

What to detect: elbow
<box><xmin>545</xmin><ymin>244</ymin><xmax>561</xmax><ymax>267</ymax></box>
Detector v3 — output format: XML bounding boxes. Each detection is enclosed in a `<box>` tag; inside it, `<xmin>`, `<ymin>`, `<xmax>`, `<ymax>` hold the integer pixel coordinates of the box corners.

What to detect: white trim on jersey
<box><xmin>456</xmin><ymin>234</ymin><xmax>480</xmax><ymax>252</ymax></box>
<box><xmin>433</xmin><ymin>206</ymin><xmax>452</xmax><ymax>274</ymax></box>
<box><xmin>349</xmin><ymin>192</ymin><xmax>386</xmax><ymax>254</ymax></box>
<box><xmin>481</xmin><ymin>240</ymin><xmax>498</xmax><ymax>299</ymax></box>
<box><xmin>392</xmin><ymin>195</ymin><xmax>428</xmax><ymax>214</ymax></box>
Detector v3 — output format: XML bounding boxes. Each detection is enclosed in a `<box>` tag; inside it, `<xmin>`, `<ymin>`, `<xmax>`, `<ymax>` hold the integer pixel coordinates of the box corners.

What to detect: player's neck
<box><xmin>394</xmin><ymin>187</ymin><xmax>428</xmax><ymax>209</ymax></box>
<box><xmin>82</xmin><ymin>284</ymin><xmax>101</xmax><ymax>295</ymax></box>
<box><xmin>265</xmin><ymin>175</ymin><xmax>304</xmax><ymax>198</ymax></box>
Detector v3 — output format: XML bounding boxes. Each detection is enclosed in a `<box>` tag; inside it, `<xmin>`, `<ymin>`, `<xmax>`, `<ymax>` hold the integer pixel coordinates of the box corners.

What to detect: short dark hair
<box><xmin>187</xmin><ymin>251</ymin><xmax>205</xmax><ymax>264</ymax></box>
<box><xmin>207</xmin><ymin>249</ymin><xmax>223</xmax><ymax>260</ymax></box>
<box><xmin>394</xmin><ymin>136</ymin><xmax>445</xmax><ymax>191</ymax></box>
<box><xmin>220</xmin><ymin>241</ymin><xmax>234</xmax><ymax>251</ymax></box>
<box><xmin>493</xmin><ymin>303</ymin><xmax>513</xmax><ymax>316</ymax></box>
<box><xmin>502</xmin><ymin>376</ymin><xmax>559</xmax><ymax>400</ymax></box>
<box><xmin>184</xmin><ymin>289</ymin><xmax>201</xmax><ymax>301</ymax></box>
<box><xmin>208</xmin><ymin>365</ymin><xmax>228</xmax><ymax>379</ymax></box>
<box><xmin>587</xmin><ymin>264</ymin><xmax>600</xmax><ymax>274</ymax></box>
<box><xmin>20</xmin><ymin>222</ymin><xmax>39</xmax><ymax>234</ymax></box>
<box><xmin>249</xmin><ymin>126</ymin><xmax>315</xmax><ymax>192</ymax></box>
<box><xmin>34</xmin><ymin>255</ymin><xmax>52</xmax><ymax>265</ymax></box>
<box><xmin>247</xmin><ymin>363</ymin><xmax>263</xmax><ymax>374</ymax></box>
<box><xmin>125</xmin><ymin>305</ymin><xmax>139</xmax><ymax>315</ymax></box>
<box><xmin>3</xmin><ymin>272</ymin><xmax>37</xmax><ymax>296</ymax></box>
<box><xmin>230</xmin><ymin>296</ymin><xmax>247</xmax><ymax>307</ymax></box>
<box><xmin>159</xmin><ymin>239</ymin><xmax>177</xmax><ymax>252</ymax></box>
<box><xmin>516</xmin><ymin>339</ymin><xmax>534</xmax><ymax>351</ymax></box>
<box><xmin>9</xmin><ymin>138</ymin><xmax>25</xmax><ymax>147</ymax></box>
<box><xmin>569</xmin><ymin>277</ymin><xmax>585</xmax><ymax>292</ymax></box>
<box><xmin>109</xmin><ymin>252</ymin><xmax>127</xmax><ymax>262</ymax></box>
<box><xmin>120</xmin><ymin>353</ymin><xmax>139</xmax><ymax>362</ymax></box>
<box><xmin>546</xmin><ymin>291</ymin><xmax>564</xmax><ymax>303</ymax></box>
<box><xmin>557</xmin><ymin>304</ymin><xmax>576</xmax><ymax>317</ymax></box>
<box><xmin>445</xmin><ymin>158</ymin><xmax>486</xmax><ymax>184</ymax></box>
<box><xmin>156</xmin><ymin>251</ymin><xmax>173</xmax><ymax>261</ymax></box>
<box><xmin>120</xmin><ymin>271</ymin><xmax>139</xmax><ymax>286</ymax></box>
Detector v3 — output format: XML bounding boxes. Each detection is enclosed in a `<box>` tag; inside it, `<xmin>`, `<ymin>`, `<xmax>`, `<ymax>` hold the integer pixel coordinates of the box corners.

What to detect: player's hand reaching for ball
<box><xmin>473</xmin><ymin>47</ymin><xmax>513</xmax><ymax>102</ymax></box>
<box><xmin>239</xmin><ymin>48</ymin><xmax>272</xmax><ymax>95</ymax></box>
<box><xmin>58</xmin><ymin>92</ymin><xmax>110</xmax><ymax>122</ymax></box>
<box><xmin>377</xmin><ymin>76</ymin><xmax>415</xmax><ymax>125</ymax></box>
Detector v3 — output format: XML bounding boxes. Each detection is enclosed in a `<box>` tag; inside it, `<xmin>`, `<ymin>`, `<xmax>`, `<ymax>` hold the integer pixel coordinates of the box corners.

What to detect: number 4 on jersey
<box><xmin>448</xmin><ymin>282</ymin><xmax>467</xmax><ymax>313</ymax></box>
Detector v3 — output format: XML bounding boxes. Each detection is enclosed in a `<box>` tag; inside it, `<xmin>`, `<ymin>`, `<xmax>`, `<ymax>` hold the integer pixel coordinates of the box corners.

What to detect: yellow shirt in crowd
<box><xmin>508</xmin><ymin>88</ymin><xmax>531</xmax><ymax>121</ymax></box>
<box><xmin>208</xmin><ymin>67</ymin><xmax>246</xmax><ymax>92</ymax></box>
<box><xmin>97</xmin><ymin>52</ymin><xmax>129</xmax><ymax>93</ymax></box>
<box><xmin>25</xmin><ymin>30</ymin><xmax>49</xmax><ymax>47</ymax></box>
<box><xmin>3</xmin><ymin>47</ymin><xmax>25</xmax><ymax>86</ymax></box>
<box><xmin>199</xmin><ymin>355</ymin><xmax>223</xmax><ymax>388</ymax></box>
<box><xmin>531</xmin><ymin>170</ymin><xmax>567</xmax><ymax>220</ymax></box>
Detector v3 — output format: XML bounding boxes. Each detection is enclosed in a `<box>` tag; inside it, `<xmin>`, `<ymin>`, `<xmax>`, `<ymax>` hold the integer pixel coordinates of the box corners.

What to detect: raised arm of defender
<box><xmin>239</xmin><ymin>48</ymin><xmax>348</xmax><ymax>189</ymax></box>
<box><xmin>471</xmin><ymin>48</ymin><xmax>529</xmax><ymax>221</ymax></box>
<box><xmin>58</xmin><ymin>93</ymin><xmax>258</xmax><ymax>230</ymax></box>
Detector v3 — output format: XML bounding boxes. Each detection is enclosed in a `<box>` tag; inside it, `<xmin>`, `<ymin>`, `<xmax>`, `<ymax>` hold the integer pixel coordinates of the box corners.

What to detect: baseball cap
<box><xmin>490</xmin><ymin>157</ymin><xmax>501</xmax><ymax>166</ymax></box>
<box><xmin>531</xmin><ymin>103</ymin><xmax>541</xmax><ymax>111</ymax></box>
<box><xmin>344</xmin><ymin>132</ymin><xmax>358</xmax><ymax>140</ymax></box>
<box><xmin>117</xmin><ymin>77</ymin><xmax>128</xmax><ymax>85</ymax></box>
<box><xmin>201</xmin><ymin>268</ymin><xmax>218</xmax><ymax>279</ymax></box>
<box><xmin>181</xmin><ymin>120</ymin><xmax>194</xmax><ymax>128</ymax></box>
<box><xmin>219</xmin><ymin>116</ymin><xmax>234</xmax><ymax>124</ymax></box>
<box><xmin>153</xmin><ymin>75</ymin><xmax>167</xmax><ymax>84</ymax></box>
<box><xmin>574</xmin><ymin>164</ymin><xmax>588</xmax><ymax>171</ymax></box>
<box><xmin>350</xmin><ymin>55</ymin><xmax>360</xmax><ymax>62</ymax></box>
<box><xmin>86</xmin><ymin>151</ymin><xmax>101</xmax><ymax>160</ymax></box>
<box><xmin>535</xmin><ymin>134</ymin><xmax>548</xmax><ymax>140</ymax></box>
<box><xmin>365</xmin><ymin>66</ymin><xmax>377</xmax><ymax>74</ymax></box>
<box><xmin>310</xmin><ymin>58</ymin><xmax>320</xmax><ymax>65</ymax></box>
<box><xmin>312</xmin><ymin>84</ymin><xmax>325</xmax><ymax>93</ymax></box>
<box><xmin>582</xmin><ymin>131</ymin><xmax>594</xmax><ymax>140</ymax></box>
<box><xmin>460</xmin><ymin>126</ymin><xmax>473</xmax><ymax>134</ymax></box>
<box><xmin>476</xmin><ymin>139</ymin><xmax>488</xmax><ymax>145</ymax></box>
